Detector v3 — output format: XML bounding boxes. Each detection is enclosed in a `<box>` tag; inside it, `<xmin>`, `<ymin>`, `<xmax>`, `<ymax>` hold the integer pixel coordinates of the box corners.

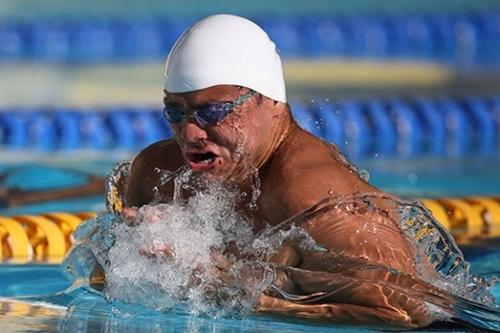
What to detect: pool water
<box><xmin>1</xmin><ymin>155</ymin><xmax>498</xmax><ymax>216</ymax></box>
<box><xmin>0</xmin><ymin>156</ymin><xmax>499</xmax><ymax>332</ymax></box>
<box><xmin>1</xmin><ymin>240</ymin><xmax>499</xmax><ymax>333</ymax></box>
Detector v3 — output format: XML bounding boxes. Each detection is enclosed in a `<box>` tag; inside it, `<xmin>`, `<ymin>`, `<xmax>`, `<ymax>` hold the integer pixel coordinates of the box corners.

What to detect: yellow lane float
<box><xmin>0</xmin><ymin>197</ymin><xmax>499</xmax><ymax>263</ymax></box>
<box><xmin>0</xmin><ymin>212</ymin><xmax>96</xmax><ymax>264</ymax></box>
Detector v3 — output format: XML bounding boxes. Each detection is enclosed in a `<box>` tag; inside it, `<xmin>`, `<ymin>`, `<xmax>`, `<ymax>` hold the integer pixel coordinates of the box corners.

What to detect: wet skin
<box><xmin>113</xmin><ymin>85</ymin><xmax>435</xmax><ymax>329</ymax></box>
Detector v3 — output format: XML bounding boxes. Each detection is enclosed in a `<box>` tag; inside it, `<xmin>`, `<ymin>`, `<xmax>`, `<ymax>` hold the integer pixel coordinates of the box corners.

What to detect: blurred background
<box><xmin>1</xmin><ymin>3</ymin><xmax>500</xmax><ymax>330</ymax></box>
<box><xmin>0</xmin><ymin>0</ymin><xmax>499</xmax><ymax>214</ymax></box>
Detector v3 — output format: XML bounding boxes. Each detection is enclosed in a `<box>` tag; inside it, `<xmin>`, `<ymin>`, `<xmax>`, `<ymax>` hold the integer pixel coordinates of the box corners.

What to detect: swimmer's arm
<box><xmin>256</xmin><ymin>293</ymin><xmax>433</xmax><ymax>329</ymax></box>
<box><xmin>261</xmin><ymin>247</ymin><xmax>436</xmax><ymax>329</ymax></box>
<box><xmin>125</xmin><ymin>139</ymin><xmax>183</xmax><ymax>207</ymax></box>
<box><xmin>265</xmin><ymin>187</ymin><xmax>435</xmax><ymax>327</ymax></box>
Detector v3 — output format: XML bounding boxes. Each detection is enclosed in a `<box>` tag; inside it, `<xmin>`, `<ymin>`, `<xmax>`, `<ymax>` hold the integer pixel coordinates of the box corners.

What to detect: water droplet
<box><xmin>247</xmin><ymin>168</ymin><xmax>261</xmax><ymax>211</ymax></box>
<box><xmin>359</xmin><ymin>169</ymin><xmax>370</xmax><ymax>182</ymax></box>
<box><xmin>407</xmin><ymin>172</ymin><xmax>418</xmax><ymax>184</ymax></box>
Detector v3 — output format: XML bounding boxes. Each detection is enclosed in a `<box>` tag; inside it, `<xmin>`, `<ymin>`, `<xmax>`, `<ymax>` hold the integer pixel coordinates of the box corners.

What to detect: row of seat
<box><xmin>1</xmin><ymin>96</ymin><xmax>499</xmax><ymax>158</ymax></box>
<box><xmin>0</xmin><ymin>12</ymin><xmax>499</xmax><ymax>65</ymax></box>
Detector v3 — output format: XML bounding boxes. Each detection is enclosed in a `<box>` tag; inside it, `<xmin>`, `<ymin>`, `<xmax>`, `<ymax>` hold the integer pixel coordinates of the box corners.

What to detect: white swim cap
<box><xmin>164</xmin><ymin>14</ymin><xmax>287</xmax><ymax>103</ymax></box>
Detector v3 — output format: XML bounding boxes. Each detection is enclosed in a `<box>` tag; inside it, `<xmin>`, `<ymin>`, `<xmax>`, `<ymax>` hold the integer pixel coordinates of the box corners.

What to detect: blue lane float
<box><xmin>365</xmin><ymin>100</ymin><xmax>396</xmax><ymax>156</ymax></box>
<box><xmin>1</xmin><ymin>12</ymin><xmax>499</xmax><ymax>65</ymax></box>
<box><xmin>0</xmin><ymin>96</ymin><xmax>499</xmax><ymax>158</ymax></box>
<box><xmin>412</xmin><ymin>97</ymin><xmax>446</xmax><ymax>156</ymax></box>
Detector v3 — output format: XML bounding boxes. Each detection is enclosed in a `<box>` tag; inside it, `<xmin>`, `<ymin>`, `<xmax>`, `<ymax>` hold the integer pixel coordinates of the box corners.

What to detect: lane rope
<box><xmin>0</xmin><ymin>197</ymin><xmax>499</xmax><ymax>263</ymax></box>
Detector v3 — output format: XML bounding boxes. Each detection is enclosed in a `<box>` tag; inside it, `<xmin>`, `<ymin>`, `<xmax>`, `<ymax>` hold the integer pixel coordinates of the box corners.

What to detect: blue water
<box><xmin>1</xmin><ymin>241</ymin><xmax>500</xmax><ymax>333</ymax></box>
<box><xmin>1</xmin><ymin>156</ymin><xmax>499</xmax><ymax>215</ymax></box>
<box><xmin>0</xmin><ymin>156</ymin><xmax>499</xmax><ymax>332</ymax></box>
<box><xmin>0</xmin><ymin>262</ymin><xmax>499</xmax><ymax>333</ymax></box>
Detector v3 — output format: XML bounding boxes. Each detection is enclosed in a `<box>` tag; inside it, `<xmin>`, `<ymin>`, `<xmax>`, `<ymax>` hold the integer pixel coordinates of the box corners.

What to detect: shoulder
<box><xmin>129</xmin><ymin>138</ymin><xmax>182</xmax><ymax>173</ymax></box>
<box><xmin>126</xmin><ymin>139</ymin><xmax>184</xmax><ymax>207</ymax></box>
<box><xmin>261</xmin><ymin>126</ymin><xmax>378</xmax><ymax>220</ymax></box>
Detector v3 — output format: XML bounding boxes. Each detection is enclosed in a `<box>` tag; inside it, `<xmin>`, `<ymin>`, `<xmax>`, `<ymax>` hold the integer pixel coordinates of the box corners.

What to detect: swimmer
<box><xmin>106</xmin><ymin>14</ymin><xmax>437</xmax><ymax>329</ymax></box>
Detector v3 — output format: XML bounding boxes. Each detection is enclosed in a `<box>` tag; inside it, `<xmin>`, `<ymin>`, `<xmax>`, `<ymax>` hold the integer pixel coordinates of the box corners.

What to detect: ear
<box><xmin>268</xmin><ymin>100</ymin><xmax>288</xmax><ymax>118</ymax></box>
<box><xmin>260</xmin><ymin>95</ymin><xmax>286</xmax><ymax>117</ymax></box>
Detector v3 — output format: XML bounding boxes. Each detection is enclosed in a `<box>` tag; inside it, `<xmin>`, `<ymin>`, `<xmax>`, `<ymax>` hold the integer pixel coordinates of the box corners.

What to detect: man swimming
<box><xmin>106</xmin><ymin>14</ymin><xmax>437</xmax><ymax>329</ymax></box>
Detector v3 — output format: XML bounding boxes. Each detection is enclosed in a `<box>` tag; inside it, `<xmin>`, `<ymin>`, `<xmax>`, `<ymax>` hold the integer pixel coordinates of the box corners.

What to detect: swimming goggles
<box><xmin>163</xmin><ymin>90</ymin><xmax>256</xmax><ymax>126</ymax></box>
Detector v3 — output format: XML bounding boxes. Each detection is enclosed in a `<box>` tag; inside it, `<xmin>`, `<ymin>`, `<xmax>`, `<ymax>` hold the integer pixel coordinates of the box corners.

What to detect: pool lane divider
<box><xmin>0</xmin><ymin>197</ymin><xmax>499</xmax><ymax>263</ymax></box>
<box><xmin>0</xmin><ymin>212</ymin><xmax>96</xmax><ymax>264</ymax></box>
<box><xmin>1</xmin><ymin>94</ymin><xmax>500</xmax><ymax>158</ymax></box>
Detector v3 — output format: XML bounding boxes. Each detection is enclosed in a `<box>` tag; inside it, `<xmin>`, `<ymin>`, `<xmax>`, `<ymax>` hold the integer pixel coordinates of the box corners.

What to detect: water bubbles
<box><xmin>107</xmin><ymin>185</ymin><xmax>269</xmax><ymax>315</ymax></box>
<box><xmin>247</xmin><ymin>168</ymin><xmax>261</xmax><ymax>211</ymax></box>
<box><xmin>397</xmin><ymin>199</ymin><xmax>496</xmax><ymax>306</ymax></box>
<box><xmin>66</xmin><ymin>181</ymin><xmax>307</xmax><ymax>318</ymax></box>
<box><xmin>407</xmin><ymin>172</ymin><xmax>418</xmax><ymax>184</ymax></box>
<box><xmin>71</xmin><ymin>166</ymin><xmax>499</xmax><ymax>329</ymax></box>
<box><xmin>358</xmin><ymin>169</ymin><xmax>370</xmax><ymax>182</ymax></box>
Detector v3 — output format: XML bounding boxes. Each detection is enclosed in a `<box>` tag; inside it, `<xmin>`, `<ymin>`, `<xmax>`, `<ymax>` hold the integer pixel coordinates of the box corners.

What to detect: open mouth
<box><xmin>185</xmin><ymin>151</ymin><xmax>219</xmax><ymax>170</ymax></box>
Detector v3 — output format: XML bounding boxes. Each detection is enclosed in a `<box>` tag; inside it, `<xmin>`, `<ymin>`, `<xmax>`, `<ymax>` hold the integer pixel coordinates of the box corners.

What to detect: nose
<box><xmin>174</xmin><ymin>120</ymin><xmax>208</xmax><ymax>143</ymax></box>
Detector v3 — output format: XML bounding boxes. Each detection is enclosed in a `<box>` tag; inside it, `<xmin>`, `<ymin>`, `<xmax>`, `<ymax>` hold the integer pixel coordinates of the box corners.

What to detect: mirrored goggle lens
<box><xmin>164</xmin><ymin>106</ymin><xmax>185</xmax><ymax>123</ymax></box>
<box><xmin>196</xmin><ymin>102</ymin><xmax>233</xmax><ymax>124</ymax></box>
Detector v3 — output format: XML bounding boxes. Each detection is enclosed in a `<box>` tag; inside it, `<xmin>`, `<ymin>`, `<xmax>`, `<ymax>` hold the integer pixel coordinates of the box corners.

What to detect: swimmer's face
<box><xmin>164</xmin><ymin>85</ymin><xmax>280</xmax><ymax>183</ymax></box>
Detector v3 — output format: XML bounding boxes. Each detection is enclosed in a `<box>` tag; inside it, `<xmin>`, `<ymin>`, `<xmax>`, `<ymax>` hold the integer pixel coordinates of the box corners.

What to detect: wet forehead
<box><xmin>164</xmin><ymin>85</ymin><xmax>241</xmax><ymax>107</ymax></box>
